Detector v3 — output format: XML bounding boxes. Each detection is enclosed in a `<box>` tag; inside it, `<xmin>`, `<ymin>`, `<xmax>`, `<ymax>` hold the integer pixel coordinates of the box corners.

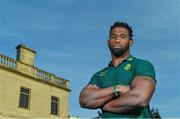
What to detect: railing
<box><xmin>35</xmin><ymin>68</ymin><xmax>51</xmax><ymax>81</ymax></box>
<box><xmin>0</xmin><ymin>54</ymin><xmax>16</xmax><ymax>69</ymax></box>
<box><xmin>0</xmin><ymin>54</ymin><xmax>68</xmax><ymax>89</ymax></box>
<box><xmin>54</xmin><ymin>76</ymin><xmax>67</xmax><ymax>87</ymax></box>
<box><xmin>34</xmin><ymin>68</ymin><xmax>68</xmax><ymax>88</ymax></box>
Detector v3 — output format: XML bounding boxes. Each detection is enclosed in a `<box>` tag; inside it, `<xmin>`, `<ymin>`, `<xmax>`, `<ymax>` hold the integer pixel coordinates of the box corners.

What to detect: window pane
<box><xmin>51</xmin><ymin>102</ymin><xmax>57</xmax><ymax>115</ymax></box>
<box><xmin>19</xmin><ymin>87</ymin><xmax>30</xmax><ymax>108</ymax></box>
<box><xmin>51</xmin><ymin>96</ymin><xmax>58</xmax><ymax>115</ymax></box>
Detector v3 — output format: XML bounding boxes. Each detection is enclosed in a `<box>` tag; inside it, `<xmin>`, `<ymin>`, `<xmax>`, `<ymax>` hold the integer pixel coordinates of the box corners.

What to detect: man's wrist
<box><xmin>114</xmin><ymin>84</ymin><xmax>120</xmax><ymax>97</ymax></box>
<box><xmin>117</xmin><ymin>85</ymin><xmax>130</xmax><ymax>94</ymax></box>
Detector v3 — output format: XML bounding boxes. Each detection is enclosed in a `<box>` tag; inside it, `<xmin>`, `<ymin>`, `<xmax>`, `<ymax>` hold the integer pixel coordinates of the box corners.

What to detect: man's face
<box><xmin>108</xmin><ymin>27</ymin><xmax>133</xmax><ymax>57</ymax></box>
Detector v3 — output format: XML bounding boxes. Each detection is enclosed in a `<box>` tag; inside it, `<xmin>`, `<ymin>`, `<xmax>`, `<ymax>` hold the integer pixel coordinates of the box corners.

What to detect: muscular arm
<box><xmin>103</xmin><ymin>76</ymin><xmax>156</xmax><ymax>113</ymax></box>
<box><xmin>79</xmin><ymin>84</ymin><xmax>129</xmax><ymax>109</ymax></box>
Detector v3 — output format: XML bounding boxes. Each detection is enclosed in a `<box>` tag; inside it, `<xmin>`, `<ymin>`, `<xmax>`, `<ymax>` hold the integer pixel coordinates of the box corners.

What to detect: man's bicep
<box><xmin>130</xmin><ymin>76</ymin><xmax>156</xmax><ymax>106</ymax></box>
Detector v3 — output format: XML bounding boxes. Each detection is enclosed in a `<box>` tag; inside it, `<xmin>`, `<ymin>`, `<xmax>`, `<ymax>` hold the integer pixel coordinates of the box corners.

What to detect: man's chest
<box><xmin>98</xmin><ymin>63</ymin><xmax>134</xmax><ymax>88</ymax></box>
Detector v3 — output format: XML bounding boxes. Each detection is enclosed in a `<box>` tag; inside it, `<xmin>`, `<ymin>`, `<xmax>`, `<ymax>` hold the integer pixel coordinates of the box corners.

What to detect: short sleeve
<box><xmin>134</xmin><ymin>60</ymin><xmax>156</xmax><ymax>81</ymax></box>
<box><xmin>88</xmin><ymin>72</ymin><xmax>100</xmax><ymax>86</ymax></box>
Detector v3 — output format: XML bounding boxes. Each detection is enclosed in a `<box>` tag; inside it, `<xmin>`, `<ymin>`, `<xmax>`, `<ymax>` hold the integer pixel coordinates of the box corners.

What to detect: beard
<box><xmin>109</xmin><ymin>45</ymin><xmax>129</xmax><ymax>58</ymax></box>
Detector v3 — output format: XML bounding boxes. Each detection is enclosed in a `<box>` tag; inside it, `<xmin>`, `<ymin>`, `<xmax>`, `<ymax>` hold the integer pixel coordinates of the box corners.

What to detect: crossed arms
<box><xmin>79</xmin><ymin>76</ymin><xmax>156</xmax><ymax>113</ymax></box>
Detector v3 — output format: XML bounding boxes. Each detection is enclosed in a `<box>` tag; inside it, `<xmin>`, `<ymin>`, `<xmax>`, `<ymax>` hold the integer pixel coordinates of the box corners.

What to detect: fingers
<box><xmin>87</xmin><ymin>84</ymin><xmax>99</xmax><ymax>89</ymax></box>
<box><xmin>117</xmin><ymin>85</ymin><xmax>130</xmax><ymax>94</ymax></box>
<box><xmin>124</xmin><ymin>85</ymin><xmax>130</xmax><ymax>93</ymax></box>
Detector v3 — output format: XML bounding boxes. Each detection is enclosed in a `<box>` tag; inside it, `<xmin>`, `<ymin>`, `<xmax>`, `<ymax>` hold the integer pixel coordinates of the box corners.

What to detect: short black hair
<box><xmin>109</xmin><ymin>21</ymin><xmax>133</xmax><ymax>40</ymax></box>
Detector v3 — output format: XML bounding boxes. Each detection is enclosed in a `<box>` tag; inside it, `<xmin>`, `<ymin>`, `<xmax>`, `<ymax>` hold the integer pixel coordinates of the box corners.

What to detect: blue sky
<box><xmin>0</xmin><ymin>0</ymin><xmax>180</xmax><ymax>118</ymax></box>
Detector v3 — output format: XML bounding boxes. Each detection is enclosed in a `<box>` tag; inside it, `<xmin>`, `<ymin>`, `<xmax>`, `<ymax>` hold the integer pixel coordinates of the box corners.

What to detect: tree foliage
<box><xmin>151</xmin><ymin>107</ymin><xmax>161</xmax><ymax>118</ymax></box>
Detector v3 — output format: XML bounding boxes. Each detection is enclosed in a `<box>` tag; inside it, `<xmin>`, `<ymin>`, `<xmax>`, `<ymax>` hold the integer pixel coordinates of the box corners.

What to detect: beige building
<box><xmin>0</xmin><ymin>44</ymin><xmax>70</xmax><ymax>118</ymax></box>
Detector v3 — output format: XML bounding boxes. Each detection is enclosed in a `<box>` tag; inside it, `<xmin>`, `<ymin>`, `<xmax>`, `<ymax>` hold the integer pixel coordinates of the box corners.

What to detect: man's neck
<box><xmin>111</xmin><ymin>51</ymin><xmax>130</xmax><ymax>67</ymax></box>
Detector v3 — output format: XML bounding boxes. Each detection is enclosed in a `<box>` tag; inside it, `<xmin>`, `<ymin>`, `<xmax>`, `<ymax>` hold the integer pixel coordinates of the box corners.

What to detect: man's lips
<box><xmin>113</xmin><ymin>45</ymin><xmax>122</xmax><ymax>49</ymax></box>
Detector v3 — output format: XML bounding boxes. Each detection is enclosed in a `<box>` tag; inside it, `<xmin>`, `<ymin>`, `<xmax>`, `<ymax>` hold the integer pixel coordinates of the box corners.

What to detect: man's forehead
<box><xmin>111</xmin><ymin>27</ymin><xmax>129</xmax><ymax>34</ymax></box>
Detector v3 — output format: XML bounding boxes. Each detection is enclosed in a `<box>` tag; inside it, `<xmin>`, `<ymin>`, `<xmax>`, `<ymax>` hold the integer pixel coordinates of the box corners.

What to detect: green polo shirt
<box><xmin>88</xmin><ymin>55</ymin><xmax>156</xmax><ymax>118</ymax></box>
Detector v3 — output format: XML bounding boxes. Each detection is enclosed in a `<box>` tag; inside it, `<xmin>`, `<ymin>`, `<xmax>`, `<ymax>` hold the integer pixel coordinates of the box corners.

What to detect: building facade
<box><xmin>0</xmin><ymin>44</ymin><xmax>70</xmax><ymax>118</ymax></box>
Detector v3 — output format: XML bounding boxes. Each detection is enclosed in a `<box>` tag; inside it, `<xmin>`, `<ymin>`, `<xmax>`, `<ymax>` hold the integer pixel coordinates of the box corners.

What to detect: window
<box><xmin>19</xmin><ymin>87</ymin><xmax>30</xmax><ymax>109</ymax></box>
<box><xmin>51</xmin><ymin>96</ymin><xmax>59</xmax><ymax>115</ymax></box>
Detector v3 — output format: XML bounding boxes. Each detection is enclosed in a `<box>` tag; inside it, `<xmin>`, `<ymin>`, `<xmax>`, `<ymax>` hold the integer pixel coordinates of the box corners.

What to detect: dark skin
<box><xmin>79</xmin><ymin>26</ymin><xmax>156</xmax><ymax>114</ymax></box>
<box><xmin>79</xmin><ymin>84</ymin><xmax>129</xmax><ymax>109</ymax></box>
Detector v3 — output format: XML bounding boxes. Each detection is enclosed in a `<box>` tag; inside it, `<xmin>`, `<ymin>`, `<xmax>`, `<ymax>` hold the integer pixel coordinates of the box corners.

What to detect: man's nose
<box><xmin>115</xmin><ymin>37</ymin><xmax>121</xmax><ymax>43</ymax></box>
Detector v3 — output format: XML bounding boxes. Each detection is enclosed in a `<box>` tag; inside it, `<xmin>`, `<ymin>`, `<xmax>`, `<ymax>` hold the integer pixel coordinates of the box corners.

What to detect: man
<box><xmin>79</xmin><ymin>21</ymin><xmax>156</xmax><ymax>118</ymax></box>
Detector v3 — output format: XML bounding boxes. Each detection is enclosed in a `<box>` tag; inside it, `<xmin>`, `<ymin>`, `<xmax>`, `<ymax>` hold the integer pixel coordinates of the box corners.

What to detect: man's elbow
<box><xmin>79</xmin><ymin>98</ymin><xmax>98</xmax><ymax>109</ymax></box>
<box><xmin>79</xmin><ymin>100</ymin><xmax>86</xmax><ymax>108</ymax></box>
<box><xmin>79</xmin><ymin>97</ymin><xmax>89</xmax><ymax>108</ymax></box>
<box><xmin>80</xmin><ymin>102</ymin><xmax>88</xmax><ymax>108</ymax></box>
<box><xmin>79</xmin><ymin>91</ymin><xmax>90</xmax><ymax>108</ymax></box>
<box><xmin>138</xmin><ymin>95</ymin><xmax>150</xmax><ymax>107</ymax></box>
<box><xmin>80</xmin><ymin>102</ymin><xmax>99</xmax><ymax>109</ymax></box>
<box><xmin>128</xmin><ymin>92</ymin><xmax>149</xmax><ymax>107</ymax></box>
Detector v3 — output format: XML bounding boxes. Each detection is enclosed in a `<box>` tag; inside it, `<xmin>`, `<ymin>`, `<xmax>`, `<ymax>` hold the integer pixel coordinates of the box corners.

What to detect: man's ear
<box><xmin>129</xmin><ymin>40</ymin><xmax>133</xmax><ymax>47</ymax></box>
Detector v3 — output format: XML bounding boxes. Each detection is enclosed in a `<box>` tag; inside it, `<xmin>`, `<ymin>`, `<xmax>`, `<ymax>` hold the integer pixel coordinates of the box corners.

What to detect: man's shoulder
<box><xmin>89</xmin><ymin>67</ymin><xmax>109</xmax><ymax>83</ymax></box>
<box><xmin>132</xmin><ymin>56</ymin><xmax>156</xmax><ymax>79</ymax></box>
<box><xmin>93</xmin><ymin>67</ymin><xmax>109</xmax><ymax>77</ymax></box>
<box><xmin>133</xmin><ymin>57</ymin><xmax>154</xmax><ymax>66</ymax></box>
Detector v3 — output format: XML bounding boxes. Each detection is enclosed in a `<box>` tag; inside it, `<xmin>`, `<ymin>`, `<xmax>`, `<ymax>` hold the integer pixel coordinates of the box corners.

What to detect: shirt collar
<box><xmin>124</xmin><ymin>54</ymin><xmax>134</xmax><ymax>62</ymax></box>
<box><xmin>108</xmin><ymin>55</ymin><xmax>134</xmax><ymax>67</ymax></box>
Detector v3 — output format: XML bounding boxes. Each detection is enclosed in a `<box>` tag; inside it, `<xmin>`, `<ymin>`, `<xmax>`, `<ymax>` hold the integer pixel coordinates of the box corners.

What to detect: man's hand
<box><xmin>102</xmin><ymin>76</ymin><xmax>156</xmax><ymax>114</ymax></box>
<box><xmin>87</xmin><ymin>84</ymin><xmax>129</xmax><ymax>94</ymax></box>
<box><xmin>87</xmin><ymin>84</ymin><xmax>99</xmax><ymax>89</ymax></box>
<box><xmin>117</xmin><ymin>85</ymin><xmax>130</xmax><ymax>94</ymax></box>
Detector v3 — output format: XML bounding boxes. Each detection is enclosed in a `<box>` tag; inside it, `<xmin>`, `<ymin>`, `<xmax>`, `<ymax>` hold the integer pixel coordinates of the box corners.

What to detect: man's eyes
<box><xmin>110</xmin><ymin>34</ymin><xmax>128</xmax><ymax>39</ymax></box>
<box><xmin>111</xmin><ymin>36</ymin><xmax>116</xmax><ymax>39</ymax></box>
<box><xmin>120</xmin><ymin>35</ymin><xmax>127</xmax><ymax>38</ymax></box>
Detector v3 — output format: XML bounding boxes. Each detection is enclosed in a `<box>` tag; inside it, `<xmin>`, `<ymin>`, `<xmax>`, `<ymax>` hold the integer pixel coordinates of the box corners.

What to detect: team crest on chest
<box><xmin>124</xmin><ymin>64</ymin><xmax>132</xmax><ymax>71</ymax></box>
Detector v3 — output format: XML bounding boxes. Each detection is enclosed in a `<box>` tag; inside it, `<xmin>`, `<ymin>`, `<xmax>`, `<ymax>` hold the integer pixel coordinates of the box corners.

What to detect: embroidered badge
<box><xmin>124</xmin><ymin>64</ymin><xmax>132</xmax><ymax>71</ymax></box>
<box><xmin>127</xmin><ymin>57</ymin><xmax>133</xmax><ymax>61</ymax></box>
<box><xmin>99</xmin><ymin>70</ymin><xmax>107</xmax><ymax>76</ymax></box>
